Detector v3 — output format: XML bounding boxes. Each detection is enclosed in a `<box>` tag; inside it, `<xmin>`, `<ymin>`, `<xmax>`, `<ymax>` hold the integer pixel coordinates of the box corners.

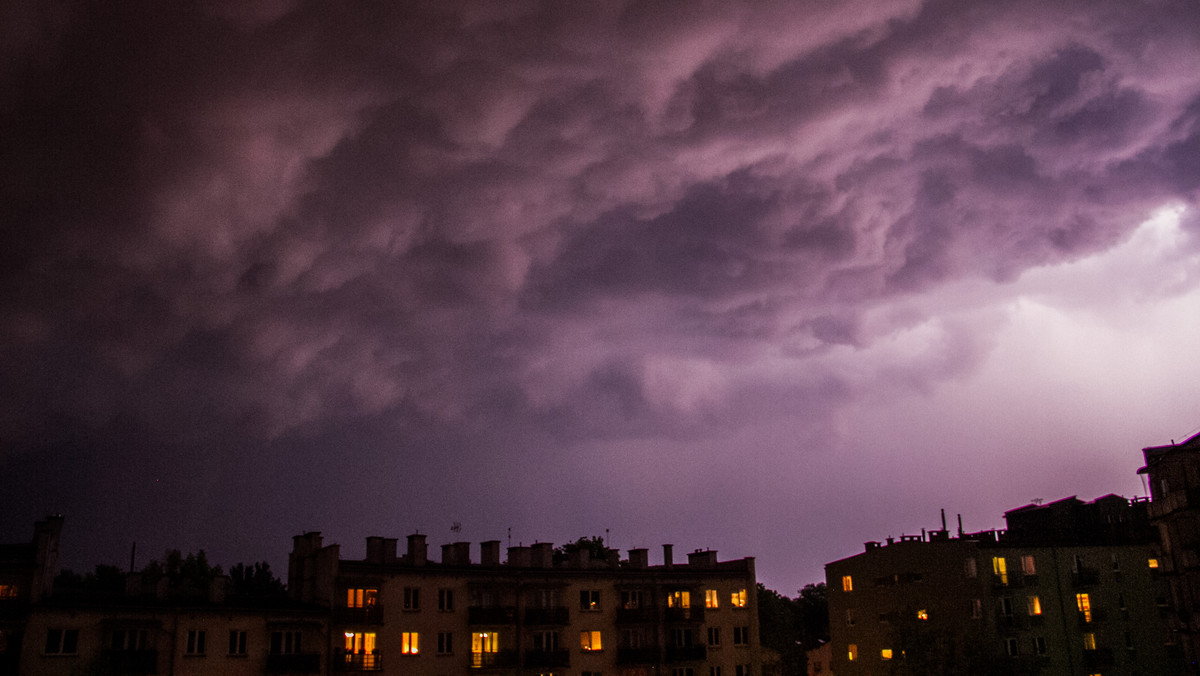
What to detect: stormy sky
<box><xmin>3</xmin><ymin>0</ymin><xmax>1200</xmax><ymax>592</ymax></box>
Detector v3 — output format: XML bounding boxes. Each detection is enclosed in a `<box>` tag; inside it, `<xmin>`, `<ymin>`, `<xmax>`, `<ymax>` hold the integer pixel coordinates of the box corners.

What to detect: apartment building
<box><xmin>0</xmin><ymin>516</ymin><xmax>62</xmax><ymax>676</ymax></box>
<box><xmin>1140</xmin><ymin>430</ymin><xmax>1200</xmax><ymax>673</ymax></box>
<box><xmin>826</xmin><ymin>496</ymin><xmax>1179</xmax><ymax>676</ymax></box>
<box><xmin>289</xmin><ymin>532</ymin><xmax>763</xmax><ymax>676</ymax></box>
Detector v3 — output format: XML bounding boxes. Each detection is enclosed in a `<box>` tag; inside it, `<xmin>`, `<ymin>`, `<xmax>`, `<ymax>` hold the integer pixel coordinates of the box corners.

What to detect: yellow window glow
<box><xmin>1076</xmin><ymin>593</ymin><xmax>1092</xmax><ymax>622</ymax></box>
<box><xmin>881</xmin><ymin>648</ymin><xmax>893</xmax><ymax>660</ymax></box>
<box><xmin>669</xmin><ymin>591</ymin><xmax>690</xmax><ymax>608</ymax></box>
<box><xmin>842</xmin><ymin>575</ymin><xmax>853</xmax><ymax>592</ymax></box>
<box><xmin>581</xmin><ymin>630</ymin><xmax>602</xmax><ymax>651</ymax></box>
<box><xmin>402</xmin><ymin>632</ymin><xmax>419</xmax><ymax>654</ymax></box>
<box><xmin>992</xmin><ymin>557</ymin><xmax>1008</xmax><ymax>585</ymax></box>
<box><xmin>0</xmin><ymin>585</ymin><xmax>17</xmax><ymax>599</ymax></box>
<box><xmin>1149</xmin><ymin>558</ymin><xmax>1160</xmax><ymax>569</ymax></box>
<box><xmin>1028</xmin><ymin>596</ymin><xmax>1042</xmax><ymax>616</ymax></box>
<box><xmin>916</xmin><ymin>609</ymin><xmax>928</xmax><ymax>621</ymax></box>
<box><xmin>706</xmin><ymin>590</ymin><xmax>719</xmax><ymax>608</ymax></box>
<box><xmin>847</xmin><ymin>644</ymin><xmax>857</xmax><ymax>661</ymax></box>
<box><xmin>1083</xmin><ymin>633</ymin><xmax>1097</xmax><ymax>650</ymax></box>
<box><xmin>732</xmin><ymin>589</ymin><xmax>747</xmax><ymax>607</ymax></box>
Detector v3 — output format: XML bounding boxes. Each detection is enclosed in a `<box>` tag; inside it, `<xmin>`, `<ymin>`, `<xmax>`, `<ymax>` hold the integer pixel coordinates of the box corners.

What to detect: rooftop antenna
<box><xmin>507</xmin><ymin>527</ymin><xmax>511</xmax><ymax>548</ymax></box>
<box><xmin>451</xmin><ymin>522</ymin><xmax>462</xmax><ymax>534</ymax></box>
<box><xmin>940</xmin><ymin>509</ymin><xmax>946</xmax><ymax>531</ymax></box>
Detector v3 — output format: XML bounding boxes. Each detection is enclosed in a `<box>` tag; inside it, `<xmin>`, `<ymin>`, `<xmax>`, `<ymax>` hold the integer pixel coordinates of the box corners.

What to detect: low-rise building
<box><xmin>826</xmin><ymin>497</ymin><xmax>1178</xmax><ymax>676</ymax></box>
<box><xmin>289</xmin><ymin>532</ymin><xmax>763</xmax><ymax>676</ymax></box>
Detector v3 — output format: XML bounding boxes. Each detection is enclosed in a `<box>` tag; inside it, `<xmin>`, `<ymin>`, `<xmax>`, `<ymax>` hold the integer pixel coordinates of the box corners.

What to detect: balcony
<box><xmin>471</xmin><ymin>651</ymin><xmax>519</xmax><ymax>669</ymax></box>
<box><xmin>664</xmin><ymin>607</ymin><xmax>705</xmax><ymax>623</ymax></box>
<box><xmin>267</xmin><ymin>653</ymin><xmax>321</xmax><ymax>673</ymax></box>
<box><xmin>339</xmin><ymin>653</ymin><xmax>382</xmax><ymax>671</ymax></box>
<box><xmin>617</xmin><ymin>646</ymin><xmax>660</xmax><ymax>664</ymax></box>
<box><xmin>468</xmin><ymin>606</ymin><xmax>517</xmax><ymax>625</ymax></box>
<box><xmin>616</xmin><ymin>607</ymin><xmax>658</xmax><ymax>623</ymax></box>
<box><xmin>665</xmin><ymin>645</ymin><xmax>706</xmax><ymax>662</ymax></box>
<box><xmin>524</xmin><ymin>649</ymin><xmax>570</xmax><ymax>668</ymax></box>
<box><xmin>524</xmin><ymin>607</ymin><xmax>569</xmax><ymax>625</ymax></box>
<box><xmin>336</xmin><ymin>606</ymin><xmax>384</xmax><ymax>624</ymax></box>
<box><xmin>101</xmin><ymin>650</ymin><xmax>158</xmax><ymax>674</ymax></box>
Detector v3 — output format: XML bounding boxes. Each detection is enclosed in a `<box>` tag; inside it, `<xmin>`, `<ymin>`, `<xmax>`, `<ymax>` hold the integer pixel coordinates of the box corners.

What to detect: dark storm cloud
<box><xmin>3</xmin><ymin>0</ymin><xmax>1200</xmax><ymax>588</ymax></box>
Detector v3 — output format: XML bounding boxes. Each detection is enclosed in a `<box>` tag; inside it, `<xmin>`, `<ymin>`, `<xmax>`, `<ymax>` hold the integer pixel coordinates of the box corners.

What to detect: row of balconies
<box><xmin>462</xmin><ymin>605</ymin><xmax>704</xmax><ymax>626</ymax></box>
<box><xmin>331</xmin><ymin>644</ymin><xmax>708</xmax><ymax>672</ymax></box>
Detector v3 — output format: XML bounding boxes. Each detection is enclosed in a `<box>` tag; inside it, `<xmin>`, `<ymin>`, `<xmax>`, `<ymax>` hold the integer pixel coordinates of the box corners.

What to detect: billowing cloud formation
<box><xmin>3</xmin><ymin>0</ymin><xmax>1200</xmax><ymax>588</ymax></box>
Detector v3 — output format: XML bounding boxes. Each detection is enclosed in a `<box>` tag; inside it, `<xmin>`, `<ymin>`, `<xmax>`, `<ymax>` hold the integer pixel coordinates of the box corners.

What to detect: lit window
<box><xmin>1149</xmin><ymin>558</ymin><xmax>1160</xmax><ymax>569</ymax></box>
<box><xmin>668</xmin><ymin>591</ymin><xmax>691</xmax><ymax>608</ymax></box>
<box><xmin>842</xmin><ymin>575</ymin><xmax>853</xmax><ymax>592</ymax></box>
<box><xmin>347</xmin><ymin>588</ymin><xmax>378</xmax><ymax>608</ymax></box>
<box><xmin>992</xmin><ymin>557</ymin><xmax>1008</xmax><ymax>585</ymax></box>
<box><xmin>472</xmin><ymin>632</ymin><xmax>499</xmax><ymax>667</ymax></box>
<box><xmin>343</xmin><ymin>632</ymin><xmax>377</xmax><ymax>669</ymax></box>
<box><xmin>0</xmin><ymin>585</ymin><xmax>17</xmax><ymax>599</ymax></box>
<box><xmin>1028</xmin><ymin>596</ymin><xmax>1042</xmax><ymax>616</ymax></box>
<box><xmin>847</xmin><ymin>644</ymin><xmax>857</xmax><ymax>661</ymax></box>
<box><xmin>1021</xmin><ymin>555</ymin><xmax>1036</xmax><ymax>575</ymax></box>
<box><xmin>402</xmin><ymin>632</ymin><xmax>419</xmax><ymax>655</ymax></box>
<box><xmin>705</xmin><ymin>589</ymin><xmax>719</xmax><ymax>609</ymax></box>
<box><xmin>916</xmin><ymin>609</ymin><xmax>928</xmax><ymax>621</ymax></box>
<box><xmin>731</xmin><ymin>589</ymin><xmax>748</xmax><ymax>607</ymax></box>
<box><xmin>186</xmin><ymin>630</ymin><xmax>206</xmax><ymax>655</ymax></box>
<box><xmin>581</xmin><ymin>630</ymin><xmax>602</xmax><ymax>651</ymax></box>
<box><xmin>1083</xmin><ymin>633</ymin><xmax>1097</xmax><ymax>651</ymax></box>
<box><xmin>581</xmin><ymin>590</ymin><xmax>601</xmax><ymax>611</ymax></box>
<box><xmin>1076</xmin><ymin>593</ymin><xmax>1092</xmax><ymax>622</ymax></box>
<box><xmin>881</xmin><ymin>648</ymin><xmax>893</xmax><ymax>660</ymax></box>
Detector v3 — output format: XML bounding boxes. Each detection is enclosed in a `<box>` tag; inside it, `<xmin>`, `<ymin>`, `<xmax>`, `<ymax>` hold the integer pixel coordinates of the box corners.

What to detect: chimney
<box><xmin>208</xmin><ymin>575</ymin><xmax>229</xmax><ymax>604</ymax></box>
<box><xmin>663</xmin><ymin>544</ymin><xmax>674</xmax><ymax>568</ymax></box>
<box><xmin>443</xmin><ymin>542</ymin><xmax>472</xmax><ymax>566</ymax></box>
<box><xmin>531</xmin><ymin>542</ymin><xmax>553</xmax><ymax>568</ymax></box>
<box><xmin>568</xmin><ymin>547</ymin><xmax>591</xmax><ymax>569</ymax></box>
<box><xmin>480</xmin><ymin>541</ymin><xmax>501</xmax><ymax>567</ymax></box>
<box><xmin>508</xmin><ymin>546</ymin><xmax>531</xmax><ymax>567</ymax></box>
<box><xmin>366</xmin><ymin>537</ymin><xmax>385</xmax><ymax>564</ymax></box>
<box><xmin>627</xmin><ymin>548</ymin><xmax>649</xmax><ymax>569</ymax></box>
<box><xmin>383</xmin><ymin>538</ymin><xmax>398</xmax><ymax>564</ymax></box>
<box><xmin>407</xmin><ymin>533</ymin><xmax>427</xmax><ymax>566</ymax></box>
<box><xmin>688</xmin><ymin>549</ymin><xmax>717</xmax><ymax>568</ymax></box>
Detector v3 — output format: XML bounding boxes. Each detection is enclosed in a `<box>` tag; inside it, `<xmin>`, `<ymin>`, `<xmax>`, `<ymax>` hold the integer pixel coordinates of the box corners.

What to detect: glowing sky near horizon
<box><xmin>2</xmin><ymin>0</ymin><xmax>1200</xmax><ymax>592</ymax></box>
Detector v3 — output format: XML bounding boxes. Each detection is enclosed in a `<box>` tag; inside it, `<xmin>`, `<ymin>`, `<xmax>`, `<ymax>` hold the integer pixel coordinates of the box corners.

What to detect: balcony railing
<box><xmin>524</xmin><ymin>649</ymin><xmax>570</xmax><ymax>668</ymax></box>
<box><xmin>471</xmin><ymin>650</ymin><xmax>519</xmax><ymax>669</ymax></box>
<box><xmin>665</xmin><ymin>645</ymin><xmax>706</xmax><ymax>662</ymax></box>
<box><xmin>267</xmin><ymin>653</ymin><xmax>321</xmax><ymax>673</ymax></box>
<box><xmin>336</xmin><ymin>605</ymin><xmax>384</xmax><ymax>624</ymax></box>
<box><xmin>616</xmin><ymin>607</ymin><xmax>658</xmax><ymax>623</ymax></box>
<box><xmin>468</xmin><ymin>606</ymin><xmax>518</xmax><ymax>625</ymax></box>
<box><xmin>524</xmin><ymin>607</ymin><xmax>569</xmax><ymax>625</ymax></box>
<box><xmin>617</xmin><ymin>646</ymin><xmax>660</xmax><ymax>664</ymax></box>
<box><xmin>340</xmin><ymin>653</ymin><xmax>382</xmax><ymax>671</ymax></box>
<box><xmin>664</xmin><ymin>607</ymin><xmax>705</xmax><ymax>623</ymax></box>
<box><xmin>101</xmin><ymin>650</ymin><xmax>158</xmax><ymax>674</ymax></box>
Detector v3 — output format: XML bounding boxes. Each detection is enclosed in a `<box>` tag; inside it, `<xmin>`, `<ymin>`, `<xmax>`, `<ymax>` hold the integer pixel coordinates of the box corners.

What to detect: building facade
<box><xmin>1140</xmin><ymin>430</ymin><xmax>1200</xmax><ymax>674</ymax></box>
<box><xmin>826</xmin><ymin>496</ymin><xmax>1179</xmax><ymax>676</ymax></box>
<box><xmin>0</xmin><ymin>516</ymin><xmax>62</xmax><ymax>676</ymax></box>
<box><xmin>289</xmin><ymin>532</ymin><xmax>763</xmax><ymax>676</ymax></box>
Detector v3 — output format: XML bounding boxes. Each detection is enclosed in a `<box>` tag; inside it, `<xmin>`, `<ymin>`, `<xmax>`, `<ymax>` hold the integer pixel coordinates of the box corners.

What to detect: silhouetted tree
<box><xmin>757</xmin><ymin>583</ymin><xmax>805</xmax><ymax>676</ymax></box>
<box><xmin>795</xmin><ymin>582</ymin><xmax>829</xmax><ymax>645</ymax></box>
<box><xmin>229</xmin><ymin>561</ymin><xmax>286</xmax><ymax>598</ymax></box>
<box><xmin>141</xmin><ymin>549</ymin><xmax>222</xmax><ymax>590</ymax></box>
<box><xmin>553</xmin><ymin>536</ymin><xmax>616</xmax><ymax>564</ymax></box>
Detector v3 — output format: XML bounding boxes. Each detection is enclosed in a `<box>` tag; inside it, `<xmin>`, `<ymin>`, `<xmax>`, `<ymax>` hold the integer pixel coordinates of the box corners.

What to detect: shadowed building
<box><xmin>0</xmin><ymin>516</ymin><xmax>62</xmax><ymax>676</ymax></box>
<box><xmin>289</xmin><ymin>532</ymin><xmax>763</xmax><ymax>676</ymax></box>
<box><xmin>826</xmin><ymin>497</ymin><xmax>1178</xmax><ymax>675</ymax></box>
<box><xmin>1140</xmin><ymin>430</ymin><xmax>1200</xmax><ymax>674</ymax></box>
